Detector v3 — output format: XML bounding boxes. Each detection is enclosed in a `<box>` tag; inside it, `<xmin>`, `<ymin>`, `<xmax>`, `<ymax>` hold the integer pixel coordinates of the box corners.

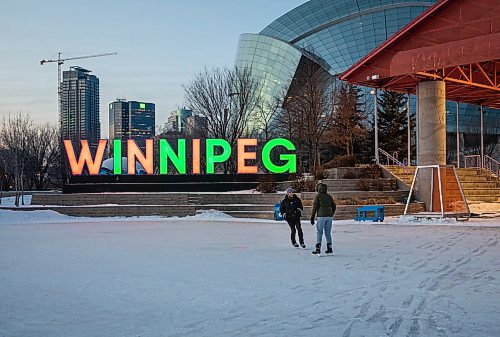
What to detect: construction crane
<box><xmin>40</xmin><ymin>52</ymin><xmax>117</xmax><ymax>117</ymax></box>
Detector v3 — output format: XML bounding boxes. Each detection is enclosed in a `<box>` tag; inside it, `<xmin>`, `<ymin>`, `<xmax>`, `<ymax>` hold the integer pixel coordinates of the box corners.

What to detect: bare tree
<box><xmin>25</xmin><ymin>123</ymin><xmax>59</xmax><ymax>190</ymax></box>
<box><xmin>0</xmin><ymin>114</ymin><xmax>33</xmax><ymax>206</ymax></box>
<box><xmin>183</xmin><ymin>66</ymin><xmax>262</xmax><ymax>173</ymax></box>
<box><xmin>252</xmin><ymin>91</ymin><xmax>286</xmax><ymax>142</ymax></box>
<box><xmin>282</xmin><ymin>58</ymin><xmax>336</xmax><ymax>172</ymax></box>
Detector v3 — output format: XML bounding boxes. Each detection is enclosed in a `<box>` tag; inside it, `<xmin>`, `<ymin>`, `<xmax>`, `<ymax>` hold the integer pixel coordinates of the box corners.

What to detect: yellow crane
<box><xmin>40</xmin><ymin>52</ymin><xmax>117</xmax><ymax>116</ymax></box>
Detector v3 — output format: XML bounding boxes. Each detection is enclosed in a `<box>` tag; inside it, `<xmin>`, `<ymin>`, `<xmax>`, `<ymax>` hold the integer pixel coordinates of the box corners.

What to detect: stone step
<box><xmin>460</xmin><ymin>182</ymin><xmax>499</xmax><ymax>189</ymax></box>
<box><xmin>223</xmin><ymin>203</ymin><xmax>426</xmax><ymax>220</ymax></box>
<box><xmin>322</xmin><ymin>179</ymin><xmax>398</xmax><ymax>192</ymax></box>
<box><xmin>32</xmin><ymin>193</ymin><xmax>285</xmax><ymax>206</ymax></box>
<box><xmin>463</xmin><ymin>189</ymin><xmax>500</xmax><ymax>197</ymax></box>
<box><xmin>301</xmin><ymin>191</ymin><xmax>409</xmax><ymax>201</ymax></box>
<box><xmin>459</xmin><ymin>176</ymin><xmax>496</xmax><ymax>182</ymax></box>
<box><xmin>466</xmin><ymin>196</ymin><xmax>499</xmax><ymax>203</ymax></box>
<box><xmin>4</xmin><ymin>202</ymin><xmax>426</xmax><ymax>221</ymax></box>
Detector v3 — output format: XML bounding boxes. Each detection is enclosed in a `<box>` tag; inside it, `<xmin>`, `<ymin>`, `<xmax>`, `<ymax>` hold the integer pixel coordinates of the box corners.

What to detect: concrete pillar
<box><xmin>417</xmin><ymin>81</ymin><xmax>447</xmax><ymax>211</ymax></box>
<box><xmin>417</xmin><ymin>81</ymin><xmax>447</xmax><ymax>165</ymax></box>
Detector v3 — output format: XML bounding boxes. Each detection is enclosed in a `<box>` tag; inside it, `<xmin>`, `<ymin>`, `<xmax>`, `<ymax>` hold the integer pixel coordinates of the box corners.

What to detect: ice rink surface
<box><xmin>0</xmin><ymin>211</ymin><xmax>499</xmax><ymax>337</ymax></box>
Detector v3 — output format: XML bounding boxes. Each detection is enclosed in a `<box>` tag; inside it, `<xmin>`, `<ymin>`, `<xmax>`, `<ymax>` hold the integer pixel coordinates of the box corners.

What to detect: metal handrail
<box><xmin>378</xmin><ymin>148</ymin><xmax>412</xmax><ymax>175</ymax></box>
<box><xmin>464</xmin><ymin>155</ymin><xmax>481</xmax><ymax>169</ymax></box>
<box><xmin>484</xmin><ymin>155</ymin><xmax>499</xmax><ymax>177</ymax></box>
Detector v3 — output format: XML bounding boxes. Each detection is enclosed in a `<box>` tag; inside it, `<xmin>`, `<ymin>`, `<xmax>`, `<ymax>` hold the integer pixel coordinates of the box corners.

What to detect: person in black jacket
<box><xmin>280</xmin><ymin>187</ymin><xmax>305</xmax><ymax>248</ymax></box>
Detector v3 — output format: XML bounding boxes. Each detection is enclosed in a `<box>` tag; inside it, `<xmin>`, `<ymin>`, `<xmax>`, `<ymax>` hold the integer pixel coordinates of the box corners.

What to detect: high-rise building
<box><xmin>60</xmin><ymin>66</ymin><xmax>100</xmax><ymax>148</ymax></box>
<box><xmin>185</xmin><ymin>115</ymin><xmax>208</xmax><ymax>137</ymax></box>
<box><xmin>164</xmin><ymin>108</ymin><xmax>192</xmax><ymax>134</ymax></box>
<box><xmin>109</xmin><ymin>99</ymin><xmax>155</xmax><ymax>146</ymax></box>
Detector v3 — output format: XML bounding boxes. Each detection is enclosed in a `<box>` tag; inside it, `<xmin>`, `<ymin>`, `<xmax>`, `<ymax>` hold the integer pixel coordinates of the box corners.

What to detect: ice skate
<box><xmin>312</xmin><ymin>243</ymin><xmax>321</xmax><ymax>255</ymax></box>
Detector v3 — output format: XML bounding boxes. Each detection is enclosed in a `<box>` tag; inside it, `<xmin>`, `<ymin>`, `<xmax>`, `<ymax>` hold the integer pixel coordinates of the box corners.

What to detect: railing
<box><xmin>378</xmin><ymin>148</ymin><xmax>412</xmax><ymax>175</ymax></box>
<box><xmin>464</xmin><ymin>155</ymin><xmax>481</xmax><ymax>169</ymax></box>
<box><xmin>484</xmin><ymin>155</ymin><xmax>499</xmax><ymax>177</ymax></box>
<box><xmin>379</xmin><ymin>148</ymin><xmax>403</xmax><ymax>166</ymax></box>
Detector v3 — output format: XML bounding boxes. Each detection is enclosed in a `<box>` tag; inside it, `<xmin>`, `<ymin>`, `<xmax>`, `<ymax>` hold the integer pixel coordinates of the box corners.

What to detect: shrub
<box><xmin>361</xmin><ymin>165</ymin><xmax>382</xmax><ymax>179</ymax></box>
<box><xmin>289</xmin><ymin>172</ymin><xmax>305</xmax><ymax>192</ymax></box>
<box><xmin>302</xmin><ymin>199</ymin><xmax>313</xmax><ymax>207</ymax></box>
<box><xmin>324</xmin><ymin>155</ymin><xmax>356</xmax><ymax>169</ymax></box>
<box><xmin>373</xmin><ymin>179</ymin><xmax>385</xmax><ymax>191</ymax></box>
<box><xmin>313</xmin><ymin>167</ymin><xmax>327</xmax><ymax>180</ymax></box>
<box><xmin>303</xmin><ymin>179</ymin><xmax>317</xmax><ymax>192</ymax></box>
<box><xmin>257</xmin><ymin>175</ymin><xmax>277</xmax><ymax>193</ymax></box>
<box><xmin>336</xmin><ymin>197</ymin><xmax>397</xmax><ymax>205</ymax></box>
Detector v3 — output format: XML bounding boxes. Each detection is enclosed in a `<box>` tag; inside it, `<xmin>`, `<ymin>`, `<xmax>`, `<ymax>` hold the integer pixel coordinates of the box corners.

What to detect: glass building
<box><xmin>109</xmin><ymin>99</ymin><xmax>155</xmax><ymax>148</ymax></box>
<box><xmin>235</xmin><ymin>0</ymin><xmax>499</xmax><ymax>152</ymax></box>
<box><xmin>60</xmin><ymin>66</ymin><xmax>100</xmax><ymax>150</ymax></box>
<box><xmin>164</xmin><ymin>108</ymin><xmax>193</xmax><ymax>134</ymax></box>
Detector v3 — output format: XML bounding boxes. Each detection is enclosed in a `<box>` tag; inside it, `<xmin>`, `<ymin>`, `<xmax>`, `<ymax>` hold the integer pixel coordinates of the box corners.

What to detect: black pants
<box><xmin>287</xmin><ymin>218</ymin><xmax>304</xmax><ymax>244</ymax></box>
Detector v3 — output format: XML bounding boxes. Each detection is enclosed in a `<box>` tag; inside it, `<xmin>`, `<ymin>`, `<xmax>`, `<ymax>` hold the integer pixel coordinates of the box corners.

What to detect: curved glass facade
<box><xmin>235</xmin><ymin>0</ymin><xmax>500</xmax><ymax>138</ymax></box>
<box><xmin>235</xmin><ymin>34</ymin><xmax>303</xmax><ymax>104</ymax></box>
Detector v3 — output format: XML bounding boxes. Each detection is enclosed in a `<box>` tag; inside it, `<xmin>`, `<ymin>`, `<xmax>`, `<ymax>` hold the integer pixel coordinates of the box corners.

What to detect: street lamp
<box><xmin>480</xmin><ymin>105</ymin><xmax>484</xmax><ymax>168</ymax></box>
<box><xmin>0</xmin><ymin>174</ymin><xmax>5</xmax><ymax>204</ymax></box>
<box><xmin>370</xmin><ymin>88</ymin><xmax>379</xmax><ymax>164</ymax></box>
<box><xmin>407</xmin><ymin>92</ymin><xmax>411</xmax><ymax>166</ymax></box>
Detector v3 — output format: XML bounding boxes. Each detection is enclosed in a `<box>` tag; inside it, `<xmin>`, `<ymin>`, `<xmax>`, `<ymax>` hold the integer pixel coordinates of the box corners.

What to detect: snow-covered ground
<box><xmin>0</xmin><ymin>212</ymin><xmax>499</xmax><ymax>336</ymax></box>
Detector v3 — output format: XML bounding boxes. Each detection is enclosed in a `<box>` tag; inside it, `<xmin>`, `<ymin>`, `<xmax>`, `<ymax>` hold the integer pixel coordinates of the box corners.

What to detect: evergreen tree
<box><xmin>377</xmin><ymin>90</ymin><xmax>415</xmax><ymax>163</ymax></box>
<box><xmin>329</xmin><ymin>82</ymin><xmax>368</xmax><ymax>157</ymax></box>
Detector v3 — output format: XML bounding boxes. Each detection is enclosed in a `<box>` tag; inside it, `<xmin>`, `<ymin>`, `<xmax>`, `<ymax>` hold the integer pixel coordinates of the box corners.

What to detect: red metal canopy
<box><xmin>341</xmin><ymin>0</ymin><xmax>500</xmax><ymax>109</ymax></box>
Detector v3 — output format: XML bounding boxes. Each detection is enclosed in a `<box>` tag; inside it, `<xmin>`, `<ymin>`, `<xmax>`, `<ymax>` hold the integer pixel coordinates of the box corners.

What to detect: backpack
<box><xmin>274</xmin><ymin>202</ymin><xmax>284</xmax><ymax>221</ymax></box>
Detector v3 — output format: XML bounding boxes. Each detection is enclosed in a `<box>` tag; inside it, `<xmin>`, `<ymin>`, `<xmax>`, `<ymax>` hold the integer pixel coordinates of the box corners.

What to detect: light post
<box><xmin>0</xmin><ymin>174</ymin><xmax>4</xmax><ymax>205</ymax></box>
<box><xmin>480</xmin><ymin>105</ymin><xmax>484</xmax><ymax>168</ymax></box>
<box><xmin>456</xmin><ymin>102</ymin><xmax>460</xmax><ymax>168</ymax></box>
<box><xmin>369</xmin><ymin>87</ymin><xmax>379</xmax><ymax>164</ymax></box>
<box><xmin>407</xmin><ymin>92</ymin><xmax>411</xmax><ymax>166</ymax></box>
<box><xmin>367</xmin><ymin>75</ymin><xmax>380</xmax><ymax>165</ymax></box>
<box><xmin>36</xmin><ymin>172</ymin><xmax>41</xmax><ymax>191</ymax></box>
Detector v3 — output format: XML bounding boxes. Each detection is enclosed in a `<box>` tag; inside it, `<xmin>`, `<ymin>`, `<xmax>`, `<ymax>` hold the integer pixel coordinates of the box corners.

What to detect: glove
<box><xmin>310</xmin><ymin>218</ymin><xmax>315</xmax><ymax>226</ymax></box>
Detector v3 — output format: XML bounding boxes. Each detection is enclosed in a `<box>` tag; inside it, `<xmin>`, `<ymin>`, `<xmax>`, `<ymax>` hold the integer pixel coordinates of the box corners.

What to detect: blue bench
<box><xmin>354</xmin><ymin>205</ymin><xmax>385</xmax><ymax>222</ymax></box>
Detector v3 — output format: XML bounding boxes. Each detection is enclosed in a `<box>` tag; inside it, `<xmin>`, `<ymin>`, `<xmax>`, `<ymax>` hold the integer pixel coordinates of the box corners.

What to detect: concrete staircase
<box><xmin>384</xmin><ymin>166</ymin><xmax>500</xmax><ymax>204</ymax></box>
<box><xmin>25</xmin><ymin>187</ymin><xmax>425</xmax><ymax>220</ymax></box>
<box><xmin>383</xmin><ymin>165</ymin><xmax>416</xmax><ymax>187</ymax></box>
<box><xmin>456</xmin><ymin>168</ymin><xmax>500</xmax><ymax>203</ymax></box>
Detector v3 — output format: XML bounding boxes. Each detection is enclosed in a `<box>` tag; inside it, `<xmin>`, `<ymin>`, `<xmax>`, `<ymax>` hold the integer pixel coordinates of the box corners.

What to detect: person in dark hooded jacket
<box><xmin>280</xmin><ymin>187</ymin><xmax>305</xmax><ymax>248</ymax></box>
<box><xmin>310</xmin><ymin>182</ymin><xmax>336</xmax><ymax>255</ymax></box>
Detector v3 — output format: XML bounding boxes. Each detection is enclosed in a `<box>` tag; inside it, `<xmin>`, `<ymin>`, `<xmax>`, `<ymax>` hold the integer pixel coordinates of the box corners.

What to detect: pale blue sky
<box><xmin>0</xmin><ymin>0</ymin><xmax>305</xmax><ymax>137</ymax></box>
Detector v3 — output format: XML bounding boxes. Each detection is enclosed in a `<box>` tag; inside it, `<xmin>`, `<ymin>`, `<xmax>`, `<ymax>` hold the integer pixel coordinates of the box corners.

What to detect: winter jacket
<box><xmin>280</xmin><ymin>194</ymin><xmax>303</xmax><ymax>221</ymax></box>
<box><xmin>311</xmin><ymin>183</ymin><xmax>336</xmax><ymax>219</ymax></box>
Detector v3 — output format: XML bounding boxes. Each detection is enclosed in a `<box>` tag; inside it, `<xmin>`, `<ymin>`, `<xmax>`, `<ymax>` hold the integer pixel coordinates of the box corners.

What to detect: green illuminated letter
<box><xmin>206</xmin><ymin>139</ymin><xmax>231</xmax><ymax>174</ymax></box>
<box><xmin>113</xmin><ymin>139</ymin><xmax>122</xmax><ymax>174</ymax></box>
<box><xmin>159</xmin><ymin>139</ymin><xmax>186</xmax><ymax>174</ymax></box>
<box><xmin>262</xmin><ymin>138</ymin><xmax>296</xmax><ymax>173</ymax></box>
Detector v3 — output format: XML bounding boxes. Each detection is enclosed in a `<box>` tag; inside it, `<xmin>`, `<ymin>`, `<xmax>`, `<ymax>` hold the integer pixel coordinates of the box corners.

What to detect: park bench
<box><xmin>354</xmin><ymin>205</ymin><xmax>385</xmax><ymax>222</ymax></box>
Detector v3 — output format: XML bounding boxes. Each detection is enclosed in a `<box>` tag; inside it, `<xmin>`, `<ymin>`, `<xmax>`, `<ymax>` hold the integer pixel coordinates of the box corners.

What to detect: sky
<box><xmin>0</xmin><ymin>0</ymin><xmax>306</xmax><ymax>138</ymax></box>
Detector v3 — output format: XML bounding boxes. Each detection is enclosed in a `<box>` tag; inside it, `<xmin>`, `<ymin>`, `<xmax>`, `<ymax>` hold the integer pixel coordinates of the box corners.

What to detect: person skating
<box><xmin>310</xmin><ymin>182</ymin><xmax>336</xmax><ymax>255</ymax></box>
<box><xmin>280</xmin><ymin>187</ymin><xmax>305</xmax><ymax>248</ymax></box>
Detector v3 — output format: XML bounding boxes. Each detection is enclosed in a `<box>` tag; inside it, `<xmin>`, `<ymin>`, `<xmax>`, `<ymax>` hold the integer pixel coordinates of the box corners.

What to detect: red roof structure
<box><xmin>340</xmin><ymin>0</ymin><xmax>500</xmax><ymax>109</ymax></box>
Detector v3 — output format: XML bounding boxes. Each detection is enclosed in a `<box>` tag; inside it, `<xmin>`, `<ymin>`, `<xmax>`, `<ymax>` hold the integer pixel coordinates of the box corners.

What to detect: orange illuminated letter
<box><xmin>237</xmin><ymin>138</ymin><xmax>258</xmax><ymax>174</ymax></box>
<box><xmin>64</xmin><ymin>140</ymin><xmax>107</xmax><ymax>176</ymax></box>
<box><xmin>192</xmin><ymin>139</ymin><xmax>201</xmax><ymax>174</ymax></box>
<box><xmin>127</xmin><ymin>139</ymin><xmax>154</xmax><ymax>174</ymax></box>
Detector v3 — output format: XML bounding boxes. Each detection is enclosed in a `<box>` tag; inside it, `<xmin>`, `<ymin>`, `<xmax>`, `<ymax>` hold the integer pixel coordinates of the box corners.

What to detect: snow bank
<box><xmin>0</xmin><ymin>195</ymin><xmax>32</xmax><ymax>206</ymax></box>
<box><xmin>469</xmin><ymin>202</ymin><xmax>500</xmax><ymax>214</ymax></box>
<box><xmin>0</xmin><ymin>209</ymin><xmax>276</xmax><ymax>226</ymax></box>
